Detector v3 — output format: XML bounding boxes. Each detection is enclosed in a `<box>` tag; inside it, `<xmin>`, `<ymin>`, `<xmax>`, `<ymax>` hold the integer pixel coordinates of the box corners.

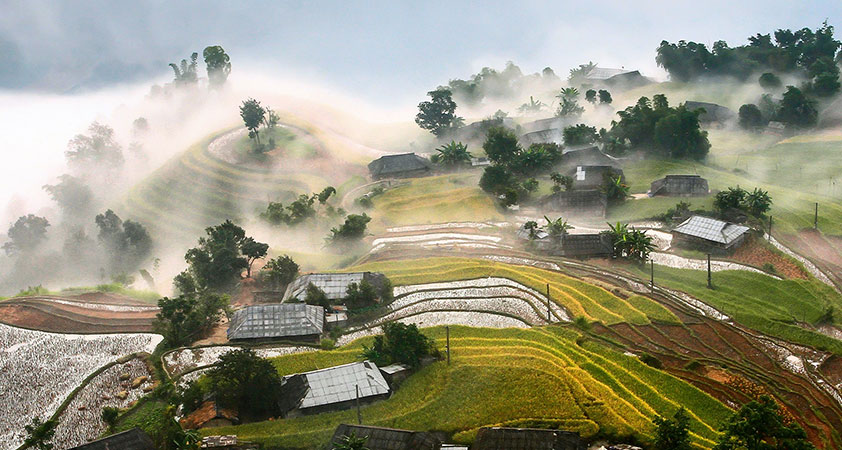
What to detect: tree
<box><xmin>544</xmin><ymin>216</ymin><xmax>572</xmax><ymax>244</ymax></box>
<box><xmin>344</xmin><ymin>280</ymin><xmax>379</xmax><ymax>310</ymax></box>
<box><xmin>264</xmin><ymin>107</ymin><xmax>280</xmax><ymax>129</ymax></box>
<box><xmin>550</xmin><ymin>172</ymin><xmax>573</xmax><ymax>193</ymax></box>
<box><xmin>65</xmin><ymin>122</ymin><xmax>123</xmax><ymax>170</ymax></box>
<box><xmin>523</xmin><ymin>221</ymin><xmax>540</xmax><ymax>239</ymax></box>
<box><xmin>556</xmin><ymin>87</ymin><xmax>584</xmax><ymax>118</ymax></box>
<box><xmin>169</xmin><ymin>52</ymin><xmax>199</xmax><ymax>85</ymax></box>
<box><xmin>738</xmin><ymin>104</ymin><xmax>766</xmax><ymax>130</ymax></box>
<box><xmin>95</xmin><ymin>210</ymin><xmax>152</xmax><ymax>272</ymax></box>
<box><xmin>362</xmin><ymin>322</ymin><xmax>437</xmax><ymax>368</ymax></box>
<box><xmin>759</xmin><ymin>72</ymin><xmax>782</xmax><ymax>90</ymax></box>
<box><xmin>431</xmin><ymin>141</ymin><xmax>472</xmax><ymax>167</ymax></box>
<box><xmin>184</xmin><ymin>220</ymin><xmax>253</xmax><ymax>290</ymax></box>
<box><xmin>262</xmin><ymin>255</ymin><xmax>299</xmax><ymax>290</ymax></box>
<box><xmin>20</xmin><ymin>416</ymin><xmax>57</xmax><ymax>450</ymax></box>
<box><xmin>479</xmin><ymin>165</ymin><xmax>514</xmax><ymax>195</ymax></box>
<box><xmin>653</xmin><ymin>106</ymin><xmax>711</xmax><ymax>160</ymax></box>
<box><xmin>240</xmin><ymin>98</ymin><xmax>266</xmax><ymax>146</ymax></box>
<box><xmin>714</xmin><ymin>187</ymin><xmax>748</xmax><ymax>213</ymax></box>
<box><xmin>776</xmin><ymin>86</ymin><xmax>817</xmax><ymax>128</ymax></box>
<box><xmin>415</xmin><ymin>88</ymin><xmax>461</xmax><ymax>137</ymax></box>
<box><xmin>568</xmin><ymin>61</ymin><xmax>596</xmax><ymax>85</ymax></box>
<box><xmin>482</xmin><ymin>126</ymin><xmax>521</xmax><ymax>166</ymax></box>
<box><xmin>317</xmin><ymin>186</ymin><xmax>337</xmax><ymax>204</ymax></box>
<box><xmin>601</xmin><ymin>174</ymin><xmax>629</xmax><ymax>205</ymax></box>
<box><xmin>3</xmin><ymin>214</ymin><xmax>49</xmax><ymax>255</ymax></box>
<box><xmin>333</xmin><ymin>432</ymin><xmax>371</xmax><ymax>450</ymax></box>
<box><xmin>240</xmin><ymin>237</ymin><xmax>269</xmax><ymax>278</ymax></box>
<box><xmin>207</xmin><ymin>348</ymin><xmax>283</xmax><ymax>417</ymax></box>
<box><xmin>101</xmin><ymin>407</ymin><xmax>119</xmax><ymax>430</ymax></box>
<box><xmin>203</xmin><ymin>45</ymin><xmax>231</xmax><ymax>89</ymax></box>
<box><xmin>598</xmin><ymin>89</ymin><xmax>613</xmax><ymax>104</ymax></box>
<box><xmin>304</xmin><ymin>283</ymin><xmax>331</xmax><ymax>308</ymax></box>
<box><xmin>43</xmin><ymin>174</ymin><xmax>93</xmax><ymax>218</ymax></box>
<box><xmin>745</xmin><ymin>188</ymin><xmax>772</xmax><ymax>217</ymax></box>
<box><xmin>585</xmin><ymin>89</ymin><xmax>597</xmax><ymax>104</ymax></box>
<box><xmin>327</xmin><ymin>214</ymin><xmax>371</xmax><ymax>245</ymax></box>
<box><xmin>653</xmin><ymin>408</ymin><xmax>692</xmax><ymax>450</ymax></box>
<box><xmin>517</xmin><ymin>96</ymin><xmax>545</xmax><ymax>114</ymax></box>
<box><xmin>563</xmin><ymin>124</ymin><xmax>599</xmax><ymax>146</ymax></box>
<box><xmin>714</xmin><ymin>396</ymin><xmax>815</xmax><ymax>450</ymax></box>
<box><xmin>154</xmin><ymin>291</ymin><xmax>229</xmax><ymax>347</ymax></box>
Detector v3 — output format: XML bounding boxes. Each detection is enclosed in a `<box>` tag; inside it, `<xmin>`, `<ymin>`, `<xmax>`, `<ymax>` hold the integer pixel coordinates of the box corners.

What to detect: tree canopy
<box><xmin>415</xmin><ymin>88</ymin><xmax>462</xmax><ymax>137</ymax></box>
<box><xmin>3</xmin><ymin>214</ymin><xmax>50</xmax><ymax>255</ymax></box>
<box><xmin>154</xmin><ymin>290</ymin><xmax>229</xmax><ymax>347</ymax></box>
<box><xmin>262</xmin><ymin>255</ymin><xmax>299</xmax><ymax>290</ymax></box>
<box><xmin>203</xmin><ymin>45</ymin><xmax>231</xmax><ymax>88</ymax></box>
<box><xmin>714</xmin><ymin>396</ymin><xmax>815</xmax><ymax>450</ymax></box>
<box><xmin>182</xmin><ymin>220</ymin><xmax>266</xmax><ymax>291</ymax></box>
<box><xmin>240</xmin><ymin>98</ymin><xmax>266</xmax><ymax>145</ymax></box>
<box><xmin>169</xmin><ymin>52</ymin><xmax>199</xmax><ymax>86</ymax></box>
<box><xmin>65</xmin><ymin>122</ymin><xmax>124</xmax><ymax>171</ymax></box>
<box><xmin>362</xmin><ymin>322</ymin><xmax>437</xmax><ymax>368</ymax></box>
<box><xmin>207</xmin><ymin>348</ymin><xmax>283</xmax><ymax>418</ymax></box>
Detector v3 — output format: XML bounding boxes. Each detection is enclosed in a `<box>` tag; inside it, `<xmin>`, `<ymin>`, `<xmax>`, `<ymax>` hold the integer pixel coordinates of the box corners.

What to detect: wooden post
<box><xmin>650</xmin><ymin>260</ymin><xmax>654</xmax><ymax>289</ymax></box>
<box><xmin>546</xmin><ymin>283</ymin><xmax>551</xmax><ymax>322</ymax></box>
<box><xmin>446</xmin><ymin>326</ymin><xmax>451</xmax><ymax>365</ymax></box>
<box><xmin>355</xmin><ymin>385</ymin><xmax>362</xmax><ymax>424</ymax></box>
<box><xmin>768</xmin><ymin>216</ymin><xmax>773</xmax><ymax>242</ymax></box>
<box><xmin>707</xmin><ymin>254</ymin><xmax>712</xmax><ymax>289</ymax></box>
<box><xmin>815</xmin><ymin>203</ymin><xmax>819</xmax><ymax>230</ymax></box>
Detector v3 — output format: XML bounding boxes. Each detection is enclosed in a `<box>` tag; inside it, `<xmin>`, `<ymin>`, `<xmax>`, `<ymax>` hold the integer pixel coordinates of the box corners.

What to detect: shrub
<box><xmin>639</xmin><ymin>353</ymin><xmax>663</xmax><ymax>369</ymax></box>
<box><xmin>304</xmin><ymin>283</ymin><xmax>331</xmax><ymax>308</ymax></box>
<box><xmin>362</xmin><ymin>322</ymin><xmax>437</xmax><ymax>368</ymax></box>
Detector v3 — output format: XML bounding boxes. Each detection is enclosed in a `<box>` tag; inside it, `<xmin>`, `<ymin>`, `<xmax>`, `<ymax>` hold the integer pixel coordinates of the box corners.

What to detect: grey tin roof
<box><xmin>295</xmin><ymin>361</ymin><xmax>390</xmax><ymax>409</ymax></box>
<box><xmin>585</xmin><ymin>67</ymin><xmax>632</xmax><ymax>80</ymax></box>
<box><xmin>332</xmin><ymin>424</ymin><xmax>442</xmax><ymax>450</ymax></box>
<box><xmin>70</xmin><ymin>428</ymin><xmax>155</xmax><ymax>450</ymax></box>
<box><xmin>672</xmin><ymin>215</ymin><xmax>749</xmax><ymax>245</ymax></box>
<box><xmin>368</xmin><ymin>153</ymin><xmax>433</xmax><ymax>177</ymax></box>
<box><xmin>284</xmin><ymin>272</ymin><xmax>369</xmax><ymax>301</ymax></box>
<box><xmin>227</xmin><ymin>303</ymin><xmax>324</xmax><ymax>340</ymax></box>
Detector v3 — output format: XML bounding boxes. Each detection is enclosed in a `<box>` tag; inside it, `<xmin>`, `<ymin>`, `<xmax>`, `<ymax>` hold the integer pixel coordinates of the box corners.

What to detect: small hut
<box><xmin>671</xmin><ymin>215</ymin><xmax>750</xmax><ymax>254</ymax></box>
<box><xmin>648</xmin><ymin>175</ymin><xmax>709</xmax><ymax>197</ymax></box>
<box><xmin>227</xmin><ymin>303</ymin><xmax>324</xmax><ymax>343</ymax></box>
<box><xmin>368</xmin><ymin>153</ymin><xmax>433</xmax><ymax>180</ymax></box>
<box><xmin>69</xmin><ymin>428</ymin><xmax>155</xmax><ymax>450</ymax></box>
<box><xmin>472</xmin><ymin>427</ymin><xmax>585</xmax><ymax>450</ymax></box>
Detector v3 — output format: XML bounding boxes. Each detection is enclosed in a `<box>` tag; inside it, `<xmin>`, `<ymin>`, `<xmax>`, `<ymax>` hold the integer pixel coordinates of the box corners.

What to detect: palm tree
<box><xmin>333</xmin><ymin>432</ymin><xmax>371</xmax><ymax>450</ymax></box>
<box><xmin>545</xmin><ymin>216</ymin><xmax>573</xmax><ymax>245</ymax></box>
<box><xmin>627</xmin><ymin>228</ymin><xmax>655</xmax><ymax>262</ymax></box>
<box><xmin>607</xmin><ymin>221</ymin><xmax>630</xmax><ymax>258</ymax></box>
<box><xmin>433</xmin><ymin>141</ymin><xmax>472</xmax><ymax>168</ymax></box>
<box><xmin>518</xmin><ymin>96</ymin><xmax>546</xmax><ymax>114</ymax></box>
<box><xmin>745</xmin><ymin>188</ymin><xmax>772</xmax><ymax>217</ymax></box>
<box><xmin>601</xmin><ymin>175</ymin><xmax>630</xmax><ymax>204</ymax></box>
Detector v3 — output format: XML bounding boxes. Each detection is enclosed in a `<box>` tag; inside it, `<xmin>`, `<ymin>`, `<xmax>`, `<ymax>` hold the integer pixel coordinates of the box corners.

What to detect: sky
<box><xmin>1</xmin><ymin>0</ymin><xmax>842</xmax><ymax>220</ymax></box>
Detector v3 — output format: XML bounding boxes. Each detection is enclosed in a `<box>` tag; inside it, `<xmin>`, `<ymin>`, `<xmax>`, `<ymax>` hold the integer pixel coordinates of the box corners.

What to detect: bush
<box><xmin>304</xmin><ymin>283</ymin><xmax>331</xmax><ymax>308</ymax></box>
<box><xmin>344</xmin><ymin>280</ymin><xmax>378</xmax><ymax>310</ymax></box>
<box><xmin>639</xmin><ymin>353</ymin><xmax>663</xmax><ymax>369</ymax></box>
<box><xmin>362</xmin><ymin>322</ymin><xmax>437</xmax><ymax>368</ymax></box>
<box><xmin>320</xmin><ymin>338</ymin><xmax>336</xmax><ymax>350</ymax></box>
<box><xmin>762</xmin><ymin>262</ymin><xmax>777</xmax><ymax>274</ymax></box>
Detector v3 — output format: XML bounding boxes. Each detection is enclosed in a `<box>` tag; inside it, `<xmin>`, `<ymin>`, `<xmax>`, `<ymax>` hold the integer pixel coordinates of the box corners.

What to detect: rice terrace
<box><xmin>4</xmin><ymin>3</ymin><xmax>842</xmax><ymax>450</ymax></box>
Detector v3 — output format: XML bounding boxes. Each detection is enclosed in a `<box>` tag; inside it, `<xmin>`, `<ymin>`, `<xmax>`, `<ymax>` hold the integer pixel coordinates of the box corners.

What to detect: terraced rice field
<box><xmin>0</xmin><ymin>293</ymin><xmax>159</xmax><ymax>333</ymax></box>
<box><xmin>348</xmin><ymin>257</ymin><xmax>678</xmax><ymax>326</ymax></box>
<box><xmin>205</xmin><ymin>326</ymin><xmax>732</xmax><ymax>448</ymax></box>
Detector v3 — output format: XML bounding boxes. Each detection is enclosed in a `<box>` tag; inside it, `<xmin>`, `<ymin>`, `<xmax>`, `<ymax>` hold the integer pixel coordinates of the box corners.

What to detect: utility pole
<box><xmin>446</xmin><ymin>326</ymin><xmax>451</xmax><ymax>365</ymax></box>
<box><xmin>546</xmin><ymin>283</ymin><xmax>551</xmax><ymax>322</ymax></box>
<box><xmin>355</xmin><ymin>385</ymin><xmax>362</xmax><ymax>424</ymax></box>
<box><xmin>650</xmin><ymin>260</ymin><xmax>654</xmax><ymax>289</ymax></box>
<box><xmin>707</xmin><ymin>254</ymin><xmax>712</xmax><ymax>289</ymax></box>
<box><xmin>768</xmin><ymin>216</ymin><xmax>773</xmax><ymax>242</ymax></box>
<box><xmin>815</xmin><ymin>203</ymin><xmax>819</xmax><ymax>230</ymax></box>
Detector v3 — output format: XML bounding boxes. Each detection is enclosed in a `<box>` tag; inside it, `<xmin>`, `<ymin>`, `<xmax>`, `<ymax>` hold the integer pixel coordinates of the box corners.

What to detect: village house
<box><xmin>517</xmin><ymin>224</ymin><xmax>613</xmax><ymax>258</ymax></box>
<box><xmin>331</xmin><ymin>424</ymin><xmax>442</xmax><ymax>450</ymax></box>
<box><xmin>648</xmin><ymin>175</ymin><xmax>710</xmax><ymax>197</ymax></box>
<box><xmin>671</xmin><ymin>215</ymin><xmax>750</xmax><ymax>254</ymax></box>
<box><xmin>684</xmin><ymin>101</ymin><xmax>735</xmax><ymax>126</ymax></box>
<box><xmin>541</xmin><ymin>190</ymin><xmax>607</xmax><ymax>217</ymax></box>
<box><xmin>368</xmin><ymin>153</ymin><xmax>434</xmax><ymax>180</ymax></box>
<box><xmin>226</xmin><ymin>303</ymin><xmax>324</xmax><ymax>343</ymax></box>
<box><xmin>279</xmin><ymin>361</ymin><xmax>391</xmax><ymax>417</ymax></box>
<box><xmin>472</xmin><ymin>427</ymin><xmax>585</xmax><ymax>450</ymax></box>
<box><xmin>584</xmin><ymin>67</ymin><xmax>651</xmax><ymax>89</ymax></box>
<box><xmin>567</xmin><ymin>165</ymin><xmax>625</xmax><ymax>190</ymax></box>
<box><xmin>181</xmin><ymin>400</ymin><xmax>239</xmax><ymax>429</ymax></box>
<box><xmin>200</xmin><ymin>435</ymin><xmax>260</xmax><ymax>449</ymax></box>
<box><xmin>283</xmin><ymin>272</ymin><xmax>390</xmax><ymax>302</ymax></box>
<box><xmin>69</xmin><ymin>428</ymin><xmax>155</xmax><ymax>450</ymax></box>
<box><xmin>560</xmin><ymin>146</ymin><xmax>615</xmax><ymax>167</ymax></box>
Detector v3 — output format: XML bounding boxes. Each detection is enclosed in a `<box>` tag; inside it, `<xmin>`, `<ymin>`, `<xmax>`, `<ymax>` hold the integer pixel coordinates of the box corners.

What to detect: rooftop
<box><xmin>284</xmin><ymin>272</ymin><xmax>383</xmax><ymax>301</ymax></box>
<box><xmin>473</xmin><ymin>427</ymin><xmax>583</xmax><ymax>450</ymax></box>
<box><xmin>368</xmin><ymin>153</ymin><xmax>433</xmax><ymax>177</ymax></box>
<box><xmin>291</xmin><ymin>361</ymin><xmax>390</xmax><ymax>409</ymax></box>
<box><xmin>227</xmin><ymin>303</ymin><xmax>324</xmax><ymax>340</ymax></box>
<box><xmin>69</xmin><ymin>428</ymin><xmax>155</xmax><ymax>450</ymax></box>
<box><xmin>331</xmin><ymin>424</ymin><xmax>442</xmax><ymax>450</ymax></box>
<box><xmin>672</xmin><ymin>215</ymin><xmax>749</xmax><ymax>245</ymax></box>
<box><xmin>585</xmin><ymin>67</ymin><xmax>632</xmax><ymax>80</ymax></box>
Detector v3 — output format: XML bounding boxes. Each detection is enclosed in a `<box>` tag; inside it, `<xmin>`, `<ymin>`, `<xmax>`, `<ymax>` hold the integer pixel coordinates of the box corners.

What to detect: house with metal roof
<box><xmin>283</xmin><ymin>272</ymin><xmax>389</xmax><ymax>302</ymax></box>
<box><xmin>560</xmin><ymin>146</ymin><xmax>615</xmax><ymax>167</ymax></box>
<box><xmin>584</xmin><ymin>67</ymin><xmax>651</xmax><ymax>89</ymax></box>
<box><xmin>559</xmin><ymin>233</ymin><xmax>614</xmax><ymax>258</ymax></box>
<box><xmin>567</xmin><ymin>165</ymin><xmax>624</xmax><ymax>190</ymax></box>
<box><xmin>369</xmin><ymin>153</ymin><xmax>434</xmax><ymax>180</ymax></box>
<box><xmin>69</xmin><ymin>428</ymin><xmax>155</xmax><ymax>450</ymax></box>
<box><xmin>671</xmin><ymin>215</ymin><xmax>750</xmax><ymax>253</ymax></box>
<box><xmin>648</xmin><ymin>175</ymin><xmax>709</xmax><ymax>197</ymax></box>
<box><xmin>541</xmin><ymin>190</ymin><xmax>607</xmax><ymax>217</ymax></box>
<box><xmin>280</xmin><ymin>361</ymin><xmax>391</xmax><ymax>416</ymax></box>
<box><xmin>331</xmin><ymin>424</ymin><xmax>442</xmax><ymax>450</ymax></box>
<box><xmin>472</xmin><ymin>427</ymin><xmax>585</xmax><ymax>450</ymax></box>
<box><xmin>227</xmin><ymin>303</ymin><xmax>324</xmax><ymax>342</ymax></box>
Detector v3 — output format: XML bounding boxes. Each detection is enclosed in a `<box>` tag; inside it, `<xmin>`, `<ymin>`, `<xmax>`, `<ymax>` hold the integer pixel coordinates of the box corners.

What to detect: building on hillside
<box><xmin>684</xmin><ymin>101</ymin><xmax>735</xmax><ymax>125</ymax></box>
<box><xmin>567</xmin><ymin>165</ymin><xmax>624</xmax><ymax>190</ymax></box>
<box><xmin>766</xmin><ymin>121</ymin><xmax>786</xmax><ymax>136</ymax></box>
<box><xmin>559</xmin><ymin>233</ymin><xmax>614</xmax><ymax>258</ymax></box>
<box><xmin>180</xmin><ymin>401</ymin><xmax>239</xmax><ymax>429</ymax></box>
<box><xmin>521</xmin><ymin>128</ymin><xmax>562</xmax><ymax>146</ymax></box>
<box><xmin>455</xmin><ymin>117</ymin><xmax>517</xmax><ymax>141</ymax></box>
<box><xmin>368</xmin><ymin>153</ymin><xmax>434</xmax><ymax>180</ymax></box>
<box><xmin>279</xmin><ymin>361</ymin><xmax>391</xmax><ymax>417</ymax></box>
<box><xmin>283</xmin><ymin>272</ymin><xmax>389</xmax><ymax>302</ymax></box>
<box><xmin>541</xmin><ymin>190</ymin><xmax>607</xmax><ymax>217</ymax></box>
<box><xmin>584</xmin><ymin>67</ymin><xmax>651</xmax><ymax>89</ymax></box>
<box><xmin>227</xmin><ymin>303</ymin><xmax>324</xmax><ymax>342</ymax></box>
<box><xmin>472</xmin><ymin>427</ymin><xmax>585</xmax><ymax>450</ymax></box>
<box><xmin>560</xmin><ymin>146</ymin><xmax>615</xmax><ymax>167</ymax></box>
<box><xmin>471</xmin><ymin>157</ymin><xmax>491</xmax><ymax>167</ymax></box>
<box><xmin>648</xmin><ymin>175</ymin><xmax>709</xmax><ymax>197</ymax></box>
<box><xmin>200</xmin><ymin>436</ymin><xmax>260</xmax><ymax>449</ymax></box>
<box><xmin>671</xmin><ymin>215</ymin><xmax>750</xmax><ymax>254</ymax></box>
<box><xmin>331</xmin><ymin>424</ymin><xmax>442</xmax><ymax>450</ymax></box>
<box><xmin>379</xmin><ymin>363</ymin><xmax>412</xmax><ymax>387</ymax></box>
<box><xmin>69</xmin><ymin>428</ymin><xmax>155</xmax><ymax>450</ymax></box>
<box><xmin>516</xmin><ymin>222</ymin><xmax>554</xmax><ymax>251</ymax></box>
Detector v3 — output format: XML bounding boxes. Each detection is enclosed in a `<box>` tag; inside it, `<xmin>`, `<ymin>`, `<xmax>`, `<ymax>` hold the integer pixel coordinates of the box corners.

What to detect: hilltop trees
<box><xmin>169</xmin><ymin>52</ymin><xmax>199</xmax><ymax>86</ymax></box>
<box><xmin>327</xmin><ymin>213</ymin><xmax>371</xmax><ymax>245</ymax></box>
<box><xmin>3</xmin><ymin>215</ymin><xmax>50</xmax><ymax>255</ymax></box>
<box><xmin>610</xmin><ymin>95</ymin><xmax>710</xmax><ymax>160</ymax></box>
<box><xmin>203</xmin><ymin>45</ymin><xmax>231</xmax><ymax>88</ymax></box>
<box><xmin>43</xmin><ymin>175</ymin><xmax>94</xmax><ymax>221</ymax></box>
<box><xmin>776</xmin><ymin>86</ymin><xmax>818</xmax><ymax>128</ymax></box>
<box><xmin>180</xmin><ymin>220</ymin><xmax>267</xmax><ymax>291</ymax></box>
<box><xmin>240</xmin><ymin>98</ymin><xmax>266</xmax><ymax>147</ymax></box>
<box><xmin>262</xmin><ymin>255</ymin><xmax>299</xmax><ymax>290</ymax></box>
<box><xmin>65</xmin><ymin>122</ymin><xmax>124</xmax><ymax>172</ymax></box>
<box><xmin>260</xmin><ymin>187</ymin><xmax>343</xmax><ymax>227</ymax></box>
<box><xmin>95</xmin><ymin>209</ymin><xmax>152</xmax><ymax>272</ymax></box>
<box><xmin>714</xmin><ymin>396</ymin><xmax>814</xmax><ymax>450</ymax></box>
<box><xmin>563</xmin><ymin>124</ymin><xmax>599</xmax><ymax>146</ymax></box>
<box><xmin>416</xmin><ymin>88</ymin><xmax>462</xmax><ymax>137</ymax></box>
<box><xmin>207</xmin><ymin>349</ymin><xmax>283</xmax><ymax>418</ymax></box>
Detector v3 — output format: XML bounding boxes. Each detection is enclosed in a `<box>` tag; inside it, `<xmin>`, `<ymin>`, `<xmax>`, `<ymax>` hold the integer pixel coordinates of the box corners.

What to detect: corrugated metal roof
<box><xmin>368</xmin><ymin>153</ymin><xmax>433</xmax><ymax>177</ymax></box>
<box><xmin>284</xmin><ymin>273</ymin><xmax>365</xmax><ymax>300</ymax></box>
<box><xmin>332</xmin><ymin>424</ymin><xmax>442</xmax><ymax>450</ymax></box>
<box><xmin>672</xmin><ymin>215</ymin><xmax>749</xmax><ymax>245</ymax></box>
<box><xmin>296</xmin><ymin>361</ymin><xmax>390</xmax><ymax>409</ymax></box>
<box><xmin>227</xmin><ymin>303</ymin><xmax>323</xmax><ymax>340</ymax></box>
<box><xmin>585</xmin><ymin>67</ymin><xmax>632</xmax><ymax>80</ymax></box>
<box><xmin>70</xmin><ymin>428</ymin><xmax>155</xmax><ymax>450</ymax></box>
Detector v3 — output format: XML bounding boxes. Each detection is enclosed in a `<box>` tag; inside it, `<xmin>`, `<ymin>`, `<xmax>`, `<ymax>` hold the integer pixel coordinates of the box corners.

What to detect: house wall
<box><xmin>671</xmin><ymin>233</ymin><xmax>744</xmax><ymax>255</ymax></box>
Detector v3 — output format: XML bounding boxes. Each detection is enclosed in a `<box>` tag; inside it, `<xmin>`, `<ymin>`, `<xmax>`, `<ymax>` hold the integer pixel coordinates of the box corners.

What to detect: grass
<box><xmin>346</xmin><ymin>257</ymin><xmax>679</xmax><ymax>326</ymax></box>
<box><xmin>369</xmin><ymin>172</ymin><xmax>503</xmax><ymax>229</ymax></box>
<box><xmin>204</xmin><ymin>326</ymin><xmax>731</xmax><ymax>449</ymax></box>
<box><xmin>234</xmin><ymin>127</ymin><xmax>316</xmax><ymax>160</ymax></box>
<box><xmin>622</xmin><ymin>262</ymin><xmax>842</xmax><ymax>354</ymax></box>
<box><xmin>6</xmin><ymin>283</ymin><xmax>160</xmax><ymax>304</ymax></box>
